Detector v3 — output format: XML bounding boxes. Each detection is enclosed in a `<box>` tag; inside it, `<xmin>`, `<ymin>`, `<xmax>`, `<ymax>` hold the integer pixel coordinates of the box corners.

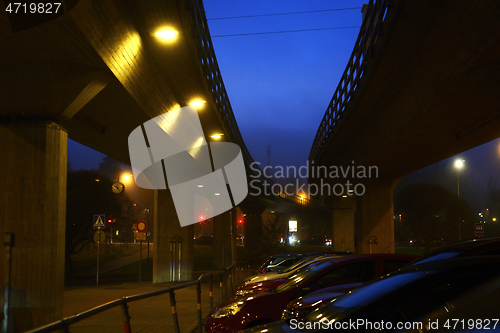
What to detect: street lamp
<box><xmin>454</xmin><ymin>159</ymin><xmax>465</xmax><ymax>241</ymax></box>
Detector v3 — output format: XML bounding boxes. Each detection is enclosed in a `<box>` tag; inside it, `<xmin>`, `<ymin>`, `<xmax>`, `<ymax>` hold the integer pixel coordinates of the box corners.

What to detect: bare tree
<box><xmin>395</xmin><ymin>183</ymin><xmax>475</xmax><ymax>253</ymax></box>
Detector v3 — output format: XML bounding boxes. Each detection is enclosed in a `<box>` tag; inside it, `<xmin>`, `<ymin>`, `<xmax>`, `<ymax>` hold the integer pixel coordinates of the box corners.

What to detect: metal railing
<box><xmin>187</xmin><ymin>0</ymin><xmax>308</xmax><ymax>206</ymax></box>
<box><xmin>309</xmin><ymin>0</ymin><xmax>392</xmax><ymax>163</ymax></box>
<box><xmin>26</xmin><ymin>262</ymin><xmax>250</xmax><ymax>333</ymax></box>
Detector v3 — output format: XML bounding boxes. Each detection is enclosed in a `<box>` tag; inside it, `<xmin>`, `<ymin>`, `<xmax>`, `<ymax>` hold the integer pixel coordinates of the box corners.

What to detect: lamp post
<box><xmin>454</xmin><ymin>159</ymin><xmax>465</xmax><ymax>241</ymax></box>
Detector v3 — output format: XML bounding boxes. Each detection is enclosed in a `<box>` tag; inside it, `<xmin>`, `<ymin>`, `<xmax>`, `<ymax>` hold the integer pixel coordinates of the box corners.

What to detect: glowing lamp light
<box><xmin>155</xmin><ymin>29</ymin><xmax>178</xmax><ymax>40</ymax></box>
<box><xmin>454</xmin><ymin>159</ymin><xmax>464</xmax><ymax>169</ymax></box>
<box><xmin>189</xmin><ymin>100</ymin><xmax>206</xmax><ymax>107</ymax></box>
<box><xmin>210</xmin><ymin>134</ymin><xmax>223</xmax><ymax>139</ymax></box>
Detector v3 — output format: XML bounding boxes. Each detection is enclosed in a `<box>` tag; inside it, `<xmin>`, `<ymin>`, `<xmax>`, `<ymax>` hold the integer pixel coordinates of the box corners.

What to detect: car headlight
<box><xmin>235</xmin><ymin>289</ymin><xmax>254</xmax><ymax>296</ymax></box>
<box><xmin>211</xmin><ymin>301</ymin><xmax>246</xmax><ymax>319</ymax></box>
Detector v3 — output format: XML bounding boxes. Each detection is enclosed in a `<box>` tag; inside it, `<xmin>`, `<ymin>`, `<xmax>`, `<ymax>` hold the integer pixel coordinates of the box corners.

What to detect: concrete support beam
<box><xmin>153</xmin><ymin>190</ymin><xmax>193</xmax><ymax>282</ymax></box>
<box><xmin>213</xmin><ymin>210</ymin><xmax>236</xmax><ymax>269</ymax></box>
<box><xmin>0</xmin><ymin>121</ymin><xmax>67</xmax><ymax>331</ymax></box>
<box><xmin>61</xmin><ymin>71</ymin><xmax>111</xmax><ymax>120</ymax></box>
<box><xmin>356</xmin><ymin>179</ymin><xmax>399</xmax><ymax>254</ymax></box>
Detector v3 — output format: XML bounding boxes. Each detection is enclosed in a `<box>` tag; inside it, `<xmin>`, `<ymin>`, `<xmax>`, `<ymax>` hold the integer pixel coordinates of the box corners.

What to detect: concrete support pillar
<box><xmin>213</xmin><ymin>210</ymin><xmax>236</xmax><ymax>269</ymax></box>
<box><xmin>356</xmin><ymin>179</ymin><xmax>399</xmax><ymax>254</ymax></box>
<box><xmin>244</xmin><ymin>212</ymin><xmax>262</xmax><ymax>251</ymax></box>
<box><xmin>277</xmin><ymin>213</ymin><xmax>292</xmax><ymax>246</ymax></box>
<box><xmin>332</xmin><ymin>204</ymin><xmax>355</xmax><ymax>253</ymax></box>
<box><xmin>153</xmin><ymin>189</ymin><xmax>193</xmax><ymax>282</ymax></box>
<box><xmin>239</xmin><ymin>205</ymin><xmax>265</xmax><ymax>252</ymax></box>
<box><xmin>0</xmin><ymin>121</ymin><xmax>67</xmax><ymax>331</ymax></box>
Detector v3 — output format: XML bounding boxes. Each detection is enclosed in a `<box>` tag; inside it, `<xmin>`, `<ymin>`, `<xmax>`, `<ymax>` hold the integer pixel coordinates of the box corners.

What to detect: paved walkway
<box><xmin>58</xmin><ymin>245</ymin><xmax>249</xmax><ymax>332</ymax></box>
<box><xmin>78</xmin><ymin>244</ymin><xmax>153</xmax><ymax>276</ymax></box>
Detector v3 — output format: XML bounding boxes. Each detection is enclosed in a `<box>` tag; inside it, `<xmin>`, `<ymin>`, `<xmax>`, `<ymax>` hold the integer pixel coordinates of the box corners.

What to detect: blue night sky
<box><xmin>68</xmin><ymin>0</ymin><xmax>500</xmax><ymax>194</ymax></box>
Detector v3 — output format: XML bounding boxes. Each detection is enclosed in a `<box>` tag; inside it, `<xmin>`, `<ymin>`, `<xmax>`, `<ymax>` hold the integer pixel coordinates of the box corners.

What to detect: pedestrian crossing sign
<box><xmin>93</xmin><ymin>214</ymin><xmax>106</xmax><ymax>229</ymax></box>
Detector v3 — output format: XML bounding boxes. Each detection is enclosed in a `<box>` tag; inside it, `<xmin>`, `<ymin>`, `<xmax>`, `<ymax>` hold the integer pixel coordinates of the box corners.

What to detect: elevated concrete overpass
<box><xmin>0</xmin><ymin>0</ymin><xmax>313</xmax><ymax>330</ymax></box>
<box><xmin>309</xmin><ymin>0</ymin><xmax>500</xmax><ymax>254</ymax></box>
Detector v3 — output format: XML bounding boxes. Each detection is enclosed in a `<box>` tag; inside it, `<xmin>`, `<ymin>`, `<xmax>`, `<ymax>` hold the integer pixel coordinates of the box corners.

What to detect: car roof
<box><xmin>409</xmin><ymin>237</ymin><xmax>500</xmax><ymax>265</ymax></box>
<box><xmin>268</xmin><ymin>251</ymin><xmax>349</xmax><ymax>259</ymax></box>
<box><xmin>404</xmin><ymin>255</ymin><xmax>500</xmax><ymax>273</ymax></box>
<box><xmin>437</xmin><ymin>237</ymin><xmax>500</xmax><ymax>250</ymax></box>
<box><xmin>320</xmin><ymin>253</ymin><xmax>419</xmax><ymax>263</ymax></box>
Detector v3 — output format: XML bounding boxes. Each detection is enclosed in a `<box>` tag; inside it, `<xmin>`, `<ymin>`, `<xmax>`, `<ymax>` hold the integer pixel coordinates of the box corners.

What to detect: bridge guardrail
<box><xmin>187</xmin><ymin>0</ymin><xmax>309</xmax><ymax>206</ymax></box>
<box><xmin>26</xmin><ymin>262</ymin><xmax>250</xmax><ymax>333</ymax></box>
<box><xmin>309</xmin><ymin>0</ymin><xmax>392</xmax><ymax>163</ymax></box>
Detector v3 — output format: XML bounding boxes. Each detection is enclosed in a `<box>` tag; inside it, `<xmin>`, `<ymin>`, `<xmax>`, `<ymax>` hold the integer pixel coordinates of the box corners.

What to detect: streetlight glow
<box><xmin>155</xmin><ymin>29</ymin><xmax>178</xmax><ymax>40</ymax></box>
<box><xmin>189</xmin><ymin>100</ymin><xmax>206</xmax><ymax>108</ymax></box>
<box><xmin>454</xmin><ymin>159</ymin><xmax>464</xmax><ymax>169</ymax></box>
<box><xmin>454</xmin><ymin>158</ymin><xmax>465</xmax><ymax>241</ymax></box>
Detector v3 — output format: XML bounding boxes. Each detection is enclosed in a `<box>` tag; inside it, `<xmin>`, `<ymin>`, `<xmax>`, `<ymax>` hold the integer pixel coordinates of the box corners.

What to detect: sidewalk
<box><xmin>78</xmin><ymin>244</ymin><xmax>153</xmax><ymax>276</ymax></box>
<box><xmin>63</xmin><ymin>280</ymin><xmax>222</xmax><ymax>333</ymax></box>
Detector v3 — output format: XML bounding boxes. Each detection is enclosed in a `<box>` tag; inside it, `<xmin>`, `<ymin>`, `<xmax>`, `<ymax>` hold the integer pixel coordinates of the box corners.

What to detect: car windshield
<box><xmin>301</xmin><ymin>270</ymin><xmax>427</xmax><ymax>329</ymax></box>
<box><xmin>280</xmin><ymin>257</ymin><xmax>316</xmax><ymax>273</ymax></box>
<box><xmin>276</xmin><ymin>261</ymin><xmax>334</xmax><ymax>293</ymax></box>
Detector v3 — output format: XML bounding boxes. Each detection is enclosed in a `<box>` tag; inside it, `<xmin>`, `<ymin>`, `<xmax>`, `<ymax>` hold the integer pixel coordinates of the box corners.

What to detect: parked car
<box><xmin>238</xmin><ymin>255</ymin><xmax>342</xmax><ymax>295</ymax></box>
<box><xmin>256</xmin><ymin>252</ymin><xmax>341</xmax><ymax>274</ymax></box>
<box><xmin>193</xmin><ymin>235</ymin><xmax>213</xmax><ymax>245</ymax></box>
<box><xmin>206</xmin><ymin>254</ymin><xmax>417</xmax><ymax>332</ymax></box>
<box><xmin>410</xmin><ymin>237</ymin><xmax>500</xmax><ymax>265</ymax></box>
<box><xmin>243</xmin><ymin>255</ymin><xmax>338</xmax><ymax>286</ymax></box>
<box><xmin>298</xmin><ymin>235</ymin><xmax>332</xmax><ymax>246</ymax></box>
<box><xmin>281</xmin><ymin>282</ymin><xmax>366</xmax><ymax>320</ymax></box>
<box><xmin>398</xmin><ymin>275</ymin><xmax>500</xmax><ymax>333</ymax></box>
<box><xmin>281</xmin><ymin>255</ymin><xmax>418</xmax><ymax>320</ymax></box>
<box><xmin>241</xmin><ymin>256</ymin><xmax>500</xmax><ymax>332</ymax></box>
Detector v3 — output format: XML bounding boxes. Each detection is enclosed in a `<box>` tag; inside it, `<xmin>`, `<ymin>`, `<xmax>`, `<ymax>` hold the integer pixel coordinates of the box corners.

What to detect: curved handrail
<box><xmin>26</xmin><ymin>262</ymin><xmax>250</xmax><ymax>333</ymax></box>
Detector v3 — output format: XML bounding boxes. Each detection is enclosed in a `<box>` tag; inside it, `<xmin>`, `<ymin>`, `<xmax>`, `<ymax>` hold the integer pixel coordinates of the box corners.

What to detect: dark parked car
<box><xmin>206</xmin><ymin>254</ymin><xmax>418</xmax><ymax>332</ymax></box>
<box><xmin>281</xmin><ymin>282</ymin><xmax>366</xmax><ymax>320</ymax></box>
<box><xmin>242</xmin><ymin>256</ymin><xmax>500</xmax><ymax>332</ymax></box>
<box><xmin>399</xmin><ymin>275</ymin><xmax>500</xmax><ymax>333</ymax></box>
<box><xmin>410</xmin><ymin>237</ymin><xmax>500</xmax><ymax>265</ymax></box>
<box><xmin>298</xmin><ymin>235</ymin><xmax>331</xmax><ymax>246</ymax></box>
<box><xmin>256</xmin><ymin>252</ymin><xmax>340</xmax><ymax>274</ymax></box>
<box><xmin>243</xmin><ymin>255</ymin><xmax>339</xmax><ymax>286</ymax></box>
<box><xmin>238</xmin><ymin>255</ymin><xmax>340</xmax><ymax>295</ymax></box>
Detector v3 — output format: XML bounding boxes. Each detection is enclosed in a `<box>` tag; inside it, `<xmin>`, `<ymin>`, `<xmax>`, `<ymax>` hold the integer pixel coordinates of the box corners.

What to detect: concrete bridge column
<box><xmin>213</xmin><ymin>210</ymin><xmax>236</xmax><ymax>269</ymax></box>
<box><xmin>332</xmin><ymin>199</ymin><xmax>356</xmax><ymax>253</ymax></box>
<box><xmin>323</xmin><ymin>195</ymin><xmax>356</xmax><ymax>253</ymax></box>
<box><xmin>356</xmin><ymin>179</ymin><xmax>399</xmax><ymax>254</ymax></box>
<box><xmin>239</xmin><ymin>206</ymin><xmax>265</xmax><ymax>251</ymax></box>
<box><xmin>276</xmin><ymin>213</ymin><xmax>292</xmax><ymax>246</ymax></box>
<box><xmin>153</xmin><ymin>189</ymin><xmax>193</xmax><ymax>282</ymax></box>
<box><xmin>0</xmin><ymin>121</ymin><xmax>67</xmax><ymax>331</ymax></box>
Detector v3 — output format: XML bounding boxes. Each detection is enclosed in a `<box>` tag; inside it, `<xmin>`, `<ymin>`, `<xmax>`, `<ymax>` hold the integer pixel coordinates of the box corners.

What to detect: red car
<box><xmin>206</xmin><ymin>253</ymin><xmax>418</xmax><ymax>332</ymax></box>
<box><xmin>234</xmin><ymin>279</ymin><xmax>285</xmax><ymax>297</ymax></box>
